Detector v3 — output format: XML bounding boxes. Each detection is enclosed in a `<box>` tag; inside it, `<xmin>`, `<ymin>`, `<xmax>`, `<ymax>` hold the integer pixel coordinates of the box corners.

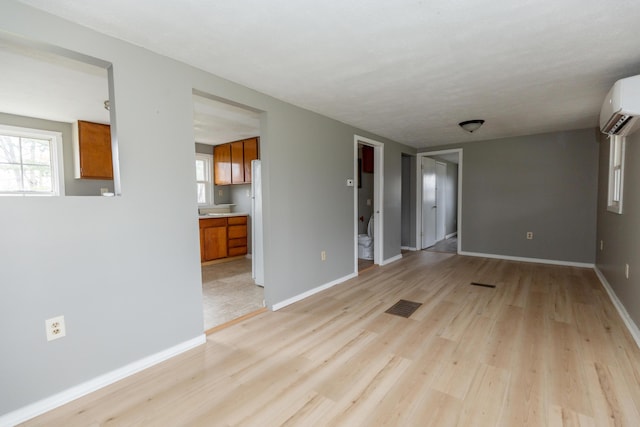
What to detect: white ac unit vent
<box><xmin>600</xmin><ymin>75</ymin><xmax>640</xmax><ymax>136</ymax></box>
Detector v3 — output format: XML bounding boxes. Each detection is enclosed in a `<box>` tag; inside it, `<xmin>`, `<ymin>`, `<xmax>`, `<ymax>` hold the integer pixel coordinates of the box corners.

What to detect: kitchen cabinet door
<box><xmin>77</xmin><ymin>120</ymin><xmax>113</xmax><ymax>179</ymax></box>
<box><xmin>231</xmin><ymin>141</ymin><xmax>245</xmax><ymax>184</ymax></box>
<box><xmin>243</xmin><ymin>137</ymin><xmax>258</xmax><ymax>183</ymax></box>
<box><xmin>214</xmin><ymin>144</ymin><xmax>231</xmax><ymax>185</ymax></box>
<box><xmin>202</xmin><ymin>224</ymin><xmax>228</xmax><ymax>261</ymax></box>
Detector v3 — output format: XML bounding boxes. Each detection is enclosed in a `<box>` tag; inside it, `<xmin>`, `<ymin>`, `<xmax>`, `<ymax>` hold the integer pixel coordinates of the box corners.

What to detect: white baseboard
<box><xmin>272</xmin><ymin>272</ymin><xmax>358</xmax><ymax>311</ymax></box>
<box><xmin>445</xmin><ymin>232</ymin><xmax>458</xmax><ymax>239</ymax></box>
<box><xmin>458</xmin><ymin>251</ymin><xmax>595</xmax><ymax>268</ymax></box>
<box><xmin>594</xmin><ymin>266</ymin><xmax>640</xmax><ymax>349</ymax></box>
<box><xmin>381</xmin><ymin>253</ymin><xmax>403</xmax><ymax>266</ymax></box>
<box><xmin>401</xmin><ymin>246</ymin><xmax>417</xmax><ymax>251</ymax></box>
<box><xmin>0</xmin><ymin>334</ymin><xmax>206</xmax><ymax>427</ymax></box>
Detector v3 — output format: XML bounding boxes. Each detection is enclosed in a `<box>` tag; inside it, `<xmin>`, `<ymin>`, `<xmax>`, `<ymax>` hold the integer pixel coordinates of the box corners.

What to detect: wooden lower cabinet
<box><xmin>227</xmin><ymin>216</ymin><xmax>248</xmax><ymax>256</ymax></box>
<box><xmin>199</xmin><ymin>216</ymin><xmax>247</xmax><ymax>262</ymax></box>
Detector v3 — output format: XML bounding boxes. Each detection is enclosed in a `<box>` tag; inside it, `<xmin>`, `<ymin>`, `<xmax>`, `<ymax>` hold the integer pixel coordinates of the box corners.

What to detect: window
<box><xmin>0</xmin><ymin>125</ymin><xmax>64</xmax><ymax>196</ymax></box>
<box><xmin>195</xmin><ymin>153</ymin><xmax>213</xmax><ymax>205</ymax></box>
<box><xmin>607</xmin><ymin>135</ymin><xmax>625</xmax><ymax>214</ymax></box>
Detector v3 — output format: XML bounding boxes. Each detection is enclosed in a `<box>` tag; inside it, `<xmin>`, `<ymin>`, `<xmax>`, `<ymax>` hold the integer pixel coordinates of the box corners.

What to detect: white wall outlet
<box><xmin>346</xmin><ymin>179</ymin><xmax>354</xmax><ymax>187</ymax></box>
<box><xmin>367</xmin><ymin>198</ymin><xmax>372</xmax><ymax>206</ymax></box>
<box><xmin>246</xmin><ymin>190</ymin><xmax>251</xmax><ymax>197</ymax></box>
<box><xmin>218</xmin><ymin>189</ymin><xmax>223</xmax><ymax>197</ymax></box>
<box><xmin>600</xmin><ymin>240</ymin><xmax>604</xmax><ymax>251</ymax></box>
<box><xmin>45</xmin><ymin>315</ymin><xmax>66</xmax><ymax>341</ymax></box>
<box><xmin>526</xmin><ymin>232</ymin><xmax>534</xmax><ymax>240</ymax></box>
<box><xmin>321</xmin><ymin>250</ymin><xmax>326</xmax><ymax>261</ymax></box>
<box><xmin>625</xmin><ymin>264</ymin><xmax>630</xmax><ymax>279</ymax></box>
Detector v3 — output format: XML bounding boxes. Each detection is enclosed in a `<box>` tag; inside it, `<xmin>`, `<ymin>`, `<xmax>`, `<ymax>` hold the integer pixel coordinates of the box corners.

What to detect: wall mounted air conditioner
<box><xmin>600</xmin><ymin>75</ymin><xmax>640</xmax><ymax>136</ymax></box>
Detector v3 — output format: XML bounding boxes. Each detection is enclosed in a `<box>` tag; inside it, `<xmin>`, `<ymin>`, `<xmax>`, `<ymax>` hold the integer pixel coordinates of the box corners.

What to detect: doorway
<box><xmin>354</xmin><ymin>135</ymin><xmax>384</xmax><ymax>273</ymax></box>
<box><xmin>417</xmin><ymin>149</ymin><xmax>462</xmax><ymax>254</ymax></box>
<box><xmin>193</xmin><ymin>92</ymin><xmax>266</xmax><ymax>332</ymax></box>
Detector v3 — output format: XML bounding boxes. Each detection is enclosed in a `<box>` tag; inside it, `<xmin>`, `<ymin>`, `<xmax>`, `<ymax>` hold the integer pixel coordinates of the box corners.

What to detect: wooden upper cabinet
<box><xmin>243</xmin><ymin>137</ymin><xmax>259</xmax><ymax>183</ymax></box>
<box><xmin>76</xmin><ymin>120</ymin><xmax>113</xmax><ymax>179</ymax></box>
<box><xmin>215</xmin><ymin>137</ymin><xmax>260</xmax><ymax>185</ymax></box>
<box><xmin>214</xmin><ymin>144</ymin><xmax>232</xmax><ymax>185</ymax></box>
<box><xmin>230</xmin><ymin>141</ymin><xmax>245</xmax><ymax>184</ymax></box>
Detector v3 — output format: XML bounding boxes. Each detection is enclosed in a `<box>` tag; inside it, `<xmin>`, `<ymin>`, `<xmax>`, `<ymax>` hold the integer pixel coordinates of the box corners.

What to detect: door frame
<box><xmin>354</xmin><ymin>135</ymin><xmax>384</xmax><ymax>272</ymax></box>
<box><xmin>416</xmin><ymin>148</ymin><xmax>462</xmax><ymax>253</ymax></box>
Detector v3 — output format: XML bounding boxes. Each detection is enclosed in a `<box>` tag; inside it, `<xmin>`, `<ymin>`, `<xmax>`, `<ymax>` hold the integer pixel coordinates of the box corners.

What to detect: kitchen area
<box><xmin>193</xmin><ymin>94</ymin><xmax>264</xmax><ymax>332</ymax></box>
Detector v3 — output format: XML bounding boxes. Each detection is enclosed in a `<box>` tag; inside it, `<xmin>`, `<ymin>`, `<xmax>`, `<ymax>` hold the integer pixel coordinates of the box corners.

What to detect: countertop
<box><xmin>198</xmin><ymin>212</ymin><xmax>248</xmax><ymax>219</ymax></box>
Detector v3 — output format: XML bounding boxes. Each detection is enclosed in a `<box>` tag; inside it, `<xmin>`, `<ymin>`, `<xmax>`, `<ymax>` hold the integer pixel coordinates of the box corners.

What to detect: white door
<box><xmin>435</xmin><ymin>161</ymin><xmax>446</xmax><ymax>242</ymax></box>
<box><xmin>421</xmin><ymin>157</ymin><xmax>436</xmax><ymax>248</ymax></box>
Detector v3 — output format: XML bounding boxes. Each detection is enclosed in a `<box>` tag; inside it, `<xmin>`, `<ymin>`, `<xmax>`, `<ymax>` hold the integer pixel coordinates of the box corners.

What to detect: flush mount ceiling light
<box><xmin>459</xmin><ymin>119</ymin><xmax>485</xmax><ymax>133</ymax></box>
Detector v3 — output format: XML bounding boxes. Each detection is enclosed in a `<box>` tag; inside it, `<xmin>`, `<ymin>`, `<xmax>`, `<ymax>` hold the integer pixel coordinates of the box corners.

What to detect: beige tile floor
<box><xmin>201</xmin><ymin>258</ymin><xmax>264</xmax><ymax>330</ymax></box>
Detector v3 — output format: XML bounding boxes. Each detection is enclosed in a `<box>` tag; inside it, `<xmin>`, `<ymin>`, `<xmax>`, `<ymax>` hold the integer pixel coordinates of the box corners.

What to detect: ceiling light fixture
<box><xmin>459</xmin><ymin>119</ymin><xmax>485</xmax><ymax>133</ymax></box>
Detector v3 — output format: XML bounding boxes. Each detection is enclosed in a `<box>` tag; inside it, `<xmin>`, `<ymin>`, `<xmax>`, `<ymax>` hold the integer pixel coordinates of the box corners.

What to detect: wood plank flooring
<box><xmin>21</xmin><ymin>252</ymin><xmax>640</xmax><ymax>426</ymax></box>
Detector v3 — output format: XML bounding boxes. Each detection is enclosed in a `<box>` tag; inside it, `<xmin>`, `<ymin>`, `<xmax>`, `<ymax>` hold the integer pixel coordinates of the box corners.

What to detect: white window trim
<box><xmin>195</xmin><ymin>153</ymin><xmax>213</xmax><ymax>206</ymax></box>
<box><xmin>607</xmin><ymin>135</ymin><xmax>625</xmax><ymax>214</ymax></box>
<box><xmin>0</xmin><ymin>124</ymin><xmax>65</xmax><ymax>196</ymax></box>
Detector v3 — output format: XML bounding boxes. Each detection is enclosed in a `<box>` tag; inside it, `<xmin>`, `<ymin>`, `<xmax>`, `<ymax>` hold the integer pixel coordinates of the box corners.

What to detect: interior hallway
<box><xmin>24</xmin><ymin>252</ymin><xmax>640</xmax><ymax>426</ymax></box>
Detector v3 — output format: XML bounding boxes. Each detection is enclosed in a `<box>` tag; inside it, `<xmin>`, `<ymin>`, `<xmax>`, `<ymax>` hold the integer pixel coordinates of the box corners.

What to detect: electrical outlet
<box><xmin>45</xmin><ymin>315</ymin><xmax>66</xmax><ymax>341</ymax></box>
<box><xmin>321</xmin><ymin>250</ymin><xmax>326</xmax><ymax>261</ymax></box>
<box><xmin>600</xmin><ymin>240</ymin><xmax>604</xmax><ymax>251</ymax></box>
<box><xmin>626</xmin><ymin>264</ymin><xmax>630</xmax><ymax>279</ymax></box>
<box><xmin>526</xmin><ymin>232</ymin><xmax>533</xmax><ymax>240</ymax></box>
<box><xmin>218</xmin><ymin>189</ymin><xmax>223</xmax><ymax>197</ymax></box>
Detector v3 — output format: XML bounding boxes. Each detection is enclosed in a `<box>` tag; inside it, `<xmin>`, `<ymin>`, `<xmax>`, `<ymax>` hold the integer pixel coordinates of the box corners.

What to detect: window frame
<box><xmin>195</xmin><ymin>153</ymin><xmax>213</xmax><ymax>206</ymax></box>
<box><xmin>607</xmin><ymin>135</ymin><xmax>625</xmax><ymax>214</ymax></box>
<box><xmin>0</xmin><ymin>124</ymin><xmax>65</xmax><ymax>196</ymax></box>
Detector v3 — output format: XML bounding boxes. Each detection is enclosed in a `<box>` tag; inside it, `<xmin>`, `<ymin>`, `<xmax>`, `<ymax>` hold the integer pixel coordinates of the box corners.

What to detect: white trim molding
<box><xmin>381</xmin><ymin>254</ymin><xmax>403</xmax><ymax>266</ymax></box>
<box><xmin>445</xmin><ymin>232</ymin><xmax>458</xmax><ymax>239</ymax></box>
<box><xmin>401</xmin><ymin>246</ymin><xmax>417</xmax><ymax>251</ymax></box>
<box><xmin>594</xmin><ymin>266</ymin><xmax>640</xmax><ymax>349</ymax></box>
<box><xmin>459</xmin><ymin>251</ymin><xmax>595</xmax><ymax>268</ymax></box>
<box><xmin>272</xmin><ymin>272</ymin><xmax>357</xmax><ymax>311</ymax></box>
<box><xmin>0</xmin><ymin>335</ymin><xmax>206</xmax><ymax>427</ymax></box>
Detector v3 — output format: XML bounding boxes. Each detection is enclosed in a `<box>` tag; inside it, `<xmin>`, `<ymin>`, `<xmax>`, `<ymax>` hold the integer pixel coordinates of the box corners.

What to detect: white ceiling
<box><xmin>0</xmin><ymin>37</ymin><xmax>110</xmax><ymax>125</ymax></box>
<box><xmin>193</xmin><ymin>95</ymin><xmax>260</xmax><ymax>145</ymax></box>
<box><xmin>15</xmin><ymin>0</ymin><xmax>640</xmax><ymax>148</ymax></box>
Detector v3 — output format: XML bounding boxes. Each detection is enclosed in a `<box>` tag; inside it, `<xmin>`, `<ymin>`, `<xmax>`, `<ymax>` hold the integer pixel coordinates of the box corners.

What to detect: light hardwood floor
<box><xmin>22</xmin><ymin>252</ymin><xmax>640</xmax><ymax>426</ymax></box>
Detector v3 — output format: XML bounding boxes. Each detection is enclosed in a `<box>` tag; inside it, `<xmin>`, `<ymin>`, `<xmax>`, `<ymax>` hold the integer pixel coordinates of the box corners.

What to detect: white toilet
<box><xmin>358</xmin><ymin>216</ymin><xmax>374</xmax><ymax>260</ymax></box>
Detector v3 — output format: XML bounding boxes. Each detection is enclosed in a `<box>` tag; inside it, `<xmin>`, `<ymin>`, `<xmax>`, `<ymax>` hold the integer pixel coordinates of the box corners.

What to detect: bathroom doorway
<box><xmin>354</xmin><ymin>135</ymin><xmax>384</xmax><ymax>274</ymax></box>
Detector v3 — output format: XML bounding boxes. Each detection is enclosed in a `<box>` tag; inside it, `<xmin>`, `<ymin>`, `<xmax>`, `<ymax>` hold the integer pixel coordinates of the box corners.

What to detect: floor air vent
<box><xmin>470</xmin><ymin>282</ymin><xmax>496</xmax><ymax>288</ymax></box>
<box><xmin>385</xmin><ymin>300</ymin><xmax>422</xmax><ymax>318</ymax></box>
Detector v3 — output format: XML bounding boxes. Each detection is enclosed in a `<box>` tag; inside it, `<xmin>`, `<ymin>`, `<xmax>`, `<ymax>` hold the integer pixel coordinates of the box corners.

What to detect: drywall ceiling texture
<box><xmin>15</xmin><ymin>0</ymin><xmax>640</xmax><ymax>148</ymax></box>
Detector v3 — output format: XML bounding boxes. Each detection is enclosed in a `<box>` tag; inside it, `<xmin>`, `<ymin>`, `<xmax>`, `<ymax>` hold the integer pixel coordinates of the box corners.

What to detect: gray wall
<box><xmin>422</xmin><ymin>128</ymin><xmax>599</xmax><ymax>263</ymax></box>
<box><xmin>0</xmin><ymin>112</ymin><xmax>114</xmax><ymax>196</ymax></box>
<box><xmin>596</xmin><ymin>131</ymin><xmax>640</xmax><ymax>329</ymax></box>
<box><xmin>401</xmin><ymin>154</ymin><xmax>416</xmax><ymax>247</ymax></box>
<box><xmin>0</xmin><ymin>1</ymin><xmax>414</xmax><ymax>416</ymax></box>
